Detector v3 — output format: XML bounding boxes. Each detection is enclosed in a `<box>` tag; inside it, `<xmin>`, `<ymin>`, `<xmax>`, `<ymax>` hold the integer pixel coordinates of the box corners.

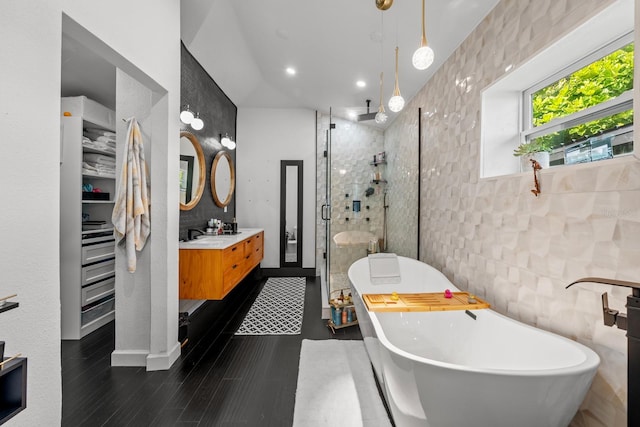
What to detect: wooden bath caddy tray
<box><xmin>363</xmin><ymin>292</ymin><xmax>490</xmax><ymax>312</ymax></box>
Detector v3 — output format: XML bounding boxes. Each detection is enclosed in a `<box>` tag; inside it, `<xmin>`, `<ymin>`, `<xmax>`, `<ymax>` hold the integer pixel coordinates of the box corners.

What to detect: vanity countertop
<box><xmin>179</xmin><ymin>228</ymin><xmax>263</xmax><ymax>250</ymax></box>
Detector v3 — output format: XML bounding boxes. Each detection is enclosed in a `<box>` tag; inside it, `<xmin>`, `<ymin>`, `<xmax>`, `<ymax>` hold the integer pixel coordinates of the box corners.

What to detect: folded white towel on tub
<box><xmin>368</xmin><ymin>253</ymin><xmax>401</xmax><ymax>285</ymax></box>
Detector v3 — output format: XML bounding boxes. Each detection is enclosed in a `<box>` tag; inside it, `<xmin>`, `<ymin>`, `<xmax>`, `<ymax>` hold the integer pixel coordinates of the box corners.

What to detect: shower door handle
<box><xmin>321</xmin><ymin>204</ymin><xmax>331</xmax><ymax>221</ymax></box>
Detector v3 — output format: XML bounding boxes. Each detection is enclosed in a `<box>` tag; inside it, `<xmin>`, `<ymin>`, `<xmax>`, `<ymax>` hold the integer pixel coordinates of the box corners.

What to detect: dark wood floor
<box><xmin>62</xmin><ymin>275</ymin><xmax>363</xmax><ymax>426</ymax></box>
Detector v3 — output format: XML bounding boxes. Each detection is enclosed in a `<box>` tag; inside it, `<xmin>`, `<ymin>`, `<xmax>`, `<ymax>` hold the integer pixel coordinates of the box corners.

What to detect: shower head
<box><xmin>357</xmin><ymin>99</ymin><xmax>377</xmax><ymax>122</ymax></box>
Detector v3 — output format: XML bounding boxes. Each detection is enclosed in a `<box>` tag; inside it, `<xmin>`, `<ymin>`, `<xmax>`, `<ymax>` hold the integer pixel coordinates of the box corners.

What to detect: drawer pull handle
<box><xmin>232</xmin><ymin>247</ymin><xmax>237</xmax><ymax>251</ymax></box>
<box><xmin>245</xmin><ymin>255</ymin><xmax>250</xmax><ymax>259</ymax></box>
<box><xmin>256</xmin><ymin>248</ymin><xmax>259</xmax><ymax>252</ymax></box>
<box><xmin>232</xmin><ymin>264</ymin><xmax>238</xmax><ymax>269</ymax></box>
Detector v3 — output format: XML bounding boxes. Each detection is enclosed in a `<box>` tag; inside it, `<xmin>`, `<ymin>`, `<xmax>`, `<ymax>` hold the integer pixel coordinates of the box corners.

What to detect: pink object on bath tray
<box><xmin>444</xmin><ymin>289</ymin><xmax>453</xmax><ymax>299</ymax></box>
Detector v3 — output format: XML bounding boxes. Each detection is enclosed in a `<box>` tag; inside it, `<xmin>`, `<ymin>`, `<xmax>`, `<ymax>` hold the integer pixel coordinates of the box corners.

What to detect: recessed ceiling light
<box><xmin>347</xmin><ymin>110</ymin><xmax>357</xmax><ymax>120</ymax></box>
<box><xmin>286</xmin><ymin>67</ymin><xmax>296</xmax><ymax>76</ymax></box>
<box><xmin>356</xmin><ymin>80</ymin><xmax>366</xmax><ymax>88</ymax></box>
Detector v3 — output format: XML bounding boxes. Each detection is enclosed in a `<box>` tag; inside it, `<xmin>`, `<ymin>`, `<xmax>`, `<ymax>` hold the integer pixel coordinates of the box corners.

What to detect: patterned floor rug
<box><xmin>235</xmin><ymin>277</ymin><xmax>306</xmax><ymax>335</ymax></box>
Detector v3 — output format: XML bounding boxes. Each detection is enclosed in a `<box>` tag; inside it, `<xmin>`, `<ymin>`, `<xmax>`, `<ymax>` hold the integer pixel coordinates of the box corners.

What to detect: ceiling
<box><xmin>61</xmin><ymin>0</ymin><xmax>500</xmax><ymax>128</ymax></box>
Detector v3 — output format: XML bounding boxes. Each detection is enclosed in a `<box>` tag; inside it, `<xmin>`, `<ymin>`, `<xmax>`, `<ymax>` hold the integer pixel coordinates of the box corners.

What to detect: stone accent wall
<box><xmin>385</xmin><ymin>0</ymin><xmax>636</xmax><ymax>426</ymax></box>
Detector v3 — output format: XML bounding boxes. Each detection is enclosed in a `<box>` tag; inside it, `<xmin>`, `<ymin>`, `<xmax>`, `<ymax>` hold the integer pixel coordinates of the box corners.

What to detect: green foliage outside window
<box><xmin>531</xmin><ymin>42</ymin><xmax>634</xmax><ymax>149</ymax></box>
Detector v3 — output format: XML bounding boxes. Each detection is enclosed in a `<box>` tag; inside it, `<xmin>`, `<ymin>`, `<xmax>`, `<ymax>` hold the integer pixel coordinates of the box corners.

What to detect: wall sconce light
<box><xmin>180</xmin><ymin>105</ymin><xmax>195</xmax><ymax>124</ymax></box>
<box><xmin>180</xmin><ymin>104</ymin><xmax>205</xmax><ymax>130</ymax></box>
<box><xmin>220</xmin><ymin>133</ymin><xmax>236</xmax><ymax>150</ymax></box>
<box><xmin>190</xmin><ymin>113</ymin><xmax>204</xmax><ymax>130</ymax></box>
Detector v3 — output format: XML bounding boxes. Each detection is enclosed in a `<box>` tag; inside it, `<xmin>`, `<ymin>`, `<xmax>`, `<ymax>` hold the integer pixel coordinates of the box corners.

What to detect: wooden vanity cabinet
<box><xmin>179</xmin><ymin>231</ymin><xmax>264</xmax><ymax>300</ymax></box>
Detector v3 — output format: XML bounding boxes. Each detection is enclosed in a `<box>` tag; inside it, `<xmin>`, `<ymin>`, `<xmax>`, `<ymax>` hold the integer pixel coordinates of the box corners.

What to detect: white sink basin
<box><xmin>179</xmin><ymin>228</ymin><xmax>262</xmax><ymax>250</ymax></box>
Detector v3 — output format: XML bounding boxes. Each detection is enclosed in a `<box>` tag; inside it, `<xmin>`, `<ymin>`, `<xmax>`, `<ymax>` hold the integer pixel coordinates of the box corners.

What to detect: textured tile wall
<box><xmin>384</xmin><ymin>0</ymin><xmax>636</xmax><ymax>426</ymax></box>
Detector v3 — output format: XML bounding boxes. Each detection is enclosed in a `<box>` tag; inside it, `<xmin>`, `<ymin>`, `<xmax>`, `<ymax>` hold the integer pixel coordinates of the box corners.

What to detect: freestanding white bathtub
<box><xmin>348</xmin><ymin>256</ymin><xmax>600</xmax><ymax>427</ymax></box>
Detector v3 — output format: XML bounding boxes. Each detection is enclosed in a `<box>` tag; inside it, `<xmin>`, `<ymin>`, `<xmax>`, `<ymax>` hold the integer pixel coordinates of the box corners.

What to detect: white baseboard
<box><xmin>146</xmin><ymin>341</ymin><xmax>181</xmax><ymax>371</ymax></box>
<box><xmin>111</xmin><ymin>349</ymin><xmax>148</xmax><ymax>367</ymax></box>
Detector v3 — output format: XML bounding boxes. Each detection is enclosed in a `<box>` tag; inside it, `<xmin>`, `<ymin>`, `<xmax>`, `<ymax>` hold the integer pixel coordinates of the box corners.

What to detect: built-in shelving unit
<box><xmin>60</xmin><ymin>96</ymin><xmax>117</xmax><ymax>340</ymax></box>
<box><xmin>0</xmin><ymin>356</ymin><xmax>27</xmax><ymax>424</ymax></box>
<box><xmin>0</xmin><ymin>302</ymin><xmax>19</xmax><ymax>315</ymax></box>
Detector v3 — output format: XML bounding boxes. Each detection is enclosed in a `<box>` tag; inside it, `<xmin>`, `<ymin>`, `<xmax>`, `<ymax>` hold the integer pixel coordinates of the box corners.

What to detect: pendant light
<box><xmin>375</xmin><ymin>72</ymin><xmax>388</xmax><ymax>124</ymax></box>
<box><xmin>388</xmin><ymin>46</ymin><xmax>405</xmax><ymax>113</ymax></box>
<box><xmin>412</xmin><ymin>0</ymin><xmax>435</xmax><ymax>70</ymax></box>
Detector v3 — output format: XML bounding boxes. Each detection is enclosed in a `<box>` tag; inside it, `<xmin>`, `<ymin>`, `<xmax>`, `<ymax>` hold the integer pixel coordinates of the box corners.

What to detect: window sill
<box><xmin>479</xmin><ymin>154</ymin><xmax>639</xmax><ymax>192</ymax></box>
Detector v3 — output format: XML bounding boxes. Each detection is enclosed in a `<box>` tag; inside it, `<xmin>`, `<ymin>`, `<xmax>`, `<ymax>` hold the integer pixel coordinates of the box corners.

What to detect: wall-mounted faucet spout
<box><xmin>566</xmin><ymin>276</ymin><xmax>640</xmax><ymax>297</ymax></box>
<box><xmin>567</xmin><ymin>276</ymin><xmax>640</xmax><ymax>427</ymax></box>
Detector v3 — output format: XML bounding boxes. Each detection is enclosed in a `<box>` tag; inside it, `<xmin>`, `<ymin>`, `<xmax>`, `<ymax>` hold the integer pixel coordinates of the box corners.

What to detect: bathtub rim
<box><xmin>348</xmin><ymin>256</ymin><xmax>600</xmax><ymax>378</ymax></box>
<box><xmin>368</xmin><ymin>309</ymin><xmax>600</xmax><ymax>377</ymax></box>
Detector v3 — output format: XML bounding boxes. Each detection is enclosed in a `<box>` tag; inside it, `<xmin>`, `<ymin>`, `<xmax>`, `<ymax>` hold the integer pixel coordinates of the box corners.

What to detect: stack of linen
<box><xmin>83</xmin><ymin>152</ymin><xmax>116</xmax><ymax>177</ymax></box>
<box><xmin>82</xmin><ymin>127</ymin><xmax>116</xmax><ymax>154</ymax></box>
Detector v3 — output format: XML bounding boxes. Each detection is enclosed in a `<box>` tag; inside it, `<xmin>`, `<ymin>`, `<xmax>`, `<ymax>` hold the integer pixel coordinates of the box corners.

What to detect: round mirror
<box><xmin>179</xmin><ymin>131</ymin><xmax>205</xmax><ymax>211</ymax></box>
<box><xmin>211</xmin><ymin>151</ymin><xmax>235</xmax><ymax>208</ymax></box>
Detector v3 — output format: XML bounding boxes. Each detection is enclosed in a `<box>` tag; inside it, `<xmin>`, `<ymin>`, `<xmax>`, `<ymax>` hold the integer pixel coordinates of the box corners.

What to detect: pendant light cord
<box><xmin>393</xmin><ymin>46</ymin><xmax>401</xmax><ymax>96</ymax></box>
<box><xmin>421</xmin><ymin>0</ymin><xmax>427</xmax><ymax>47</ymax></box>
<box><xmin>378</xmin><ymin>72</ymin><xmax>385</xmax><ymax>112</ymax></box>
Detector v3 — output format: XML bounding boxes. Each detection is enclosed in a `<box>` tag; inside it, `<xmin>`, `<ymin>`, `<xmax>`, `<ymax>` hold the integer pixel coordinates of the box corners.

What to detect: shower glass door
<box><xmin>321</xmin><ymin>109</ymin><xmax>419</xmax><ymax>315</ymax></box>
<box><xmin>323</xmin><ymin>113</ymin><xmax>387</xmax><ymax>305</ymax></box>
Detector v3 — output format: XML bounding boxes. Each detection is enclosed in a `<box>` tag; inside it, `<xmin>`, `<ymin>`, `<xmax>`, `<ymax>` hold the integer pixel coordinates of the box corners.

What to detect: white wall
<box><xmin>63</xmin><ymin>0</ymin><xmax>181</xmax><ymax>372</ymax></box>
<box><xmin>236</xmin><ymin>108</ymin><xmax>316</xmax><ymax>269</ymax></box>
<box><xmin>0</xmin><ymin>0</ymin><xmax>180</xmax><ymax>424</ymax></box>
<box><xmin>0</xmin><ymin>2</ymin><xmax>64</xmax><ymax>424</ymax></box>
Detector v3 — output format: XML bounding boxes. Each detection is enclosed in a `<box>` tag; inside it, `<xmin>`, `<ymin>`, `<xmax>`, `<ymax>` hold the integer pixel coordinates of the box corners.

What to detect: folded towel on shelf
<box><xmin>112</xmin><ymin>117</ymin><xmax>150</xmax><ymax>273</ymax></box>
<box><xmin>84</xmin><ymin>153</ymin><xmax>116</xmax><ymax>166</ymax></box>
<box><xmin>82</xmin><ymin>162</ymin><xmax>115</xmax><ymax>177</ymax></box>
<box><xmin>96</xmin><ymin>135</ymin><xmax>116</xmax><ymax>143</ymax></box>
<box><xmin>84</xmin><ymin>128</ymin><xmax>116</xmax><ymax>137</ymax></box>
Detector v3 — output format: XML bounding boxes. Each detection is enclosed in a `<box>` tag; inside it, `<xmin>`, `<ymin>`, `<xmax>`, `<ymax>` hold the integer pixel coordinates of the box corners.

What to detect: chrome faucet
<box><xmin>566</xmin><ymin>277</ymin><xmax>640</xmax><ymax>427</ymax></box>
<box><xmin>187</xmin><ymin>229</ymin><xmax>206</xmax><ymax>241</ymax></box>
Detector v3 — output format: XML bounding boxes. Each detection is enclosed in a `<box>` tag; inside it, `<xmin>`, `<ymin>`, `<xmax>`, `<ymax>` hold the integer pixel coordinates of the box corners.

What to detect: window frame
<box><xmin>521</xmin><ymin>33</ymin><xmax>634</xmax><ymax>146</ymax></box>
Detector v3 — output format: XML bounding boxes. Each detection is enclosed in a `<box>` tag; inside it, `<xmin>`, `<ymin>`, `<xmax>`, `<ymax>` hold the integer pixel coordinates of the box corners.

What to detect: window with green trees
<box><xmin>522</xmin><ymin>37</ymin><xmax>634</xmax><ymax>164</ymax></box>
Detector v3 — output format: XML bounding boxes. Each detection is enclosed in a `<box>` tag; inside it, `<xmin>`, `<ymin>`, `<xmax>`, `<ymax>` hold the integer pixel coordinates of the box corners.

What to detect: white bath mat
<box><xmin>235</xmin><ymin>277</ymin><xmax>305</xmax><ymax>335</ymax></box>
<box><xmin>293</xmin><ymin>339</ymin><xmax>392</xmax><ymax>427</ymax></box>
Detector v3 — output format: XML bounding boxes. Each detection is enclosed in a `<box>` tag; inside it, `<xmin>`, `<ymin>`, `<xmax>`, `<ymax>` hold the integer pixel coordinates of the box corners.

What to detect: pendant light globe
<box><xmin>412</xmin><ymin>0</ymin><xmax>435</xmax><ymax>70</ymax></box>
<box><xmin>388</xmin><ymin>95</ymin><xmax>405</xmax><ymax>113</ymax></box>
<box><xmin>412</xmin><ymin>45</ymin><xmax>434</xmax><ymax>70</ymax></box>
<box><xmin>388</xmin><ymin>46</ymin><xmax>405</xmax><ymax>113</ymax></box>
<box><xmin>375</xmin><ymin>110</ymin><xmax>388</xmax><ymax>124</ymax></box>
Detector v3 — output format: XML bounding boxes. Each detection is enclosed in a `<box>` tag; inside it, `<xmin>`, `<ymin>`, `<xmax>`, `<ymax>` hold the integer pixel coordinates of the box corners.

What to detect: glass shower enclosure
<box><xmin>321</xmin><ymin>112</ymin><xmax>388</xmax><ymax>308</ymax></box>
<box><xmin>319</xmin><ymin>109</ymin><xmax>420</xmax><ymax>317</ymax></box>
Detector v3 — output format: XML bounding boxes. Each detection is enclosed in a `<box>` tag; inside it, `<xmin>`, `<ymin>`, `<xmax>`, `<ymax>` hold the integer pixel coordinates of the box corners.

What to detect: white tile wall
<box><xmin>384</xmin><ymin>0</ymin><xmax>635</xmax><ymax>425</ymax></box>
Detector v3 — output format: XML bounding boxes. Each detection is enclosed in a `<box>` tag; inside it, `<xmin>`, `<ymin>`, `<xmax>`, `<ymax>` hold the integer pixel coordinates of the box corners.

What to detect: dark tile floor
<box><xmin>62</xmin><ymin>275</ymin><xmax>364</xmax><ymax>426</ymax></box>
